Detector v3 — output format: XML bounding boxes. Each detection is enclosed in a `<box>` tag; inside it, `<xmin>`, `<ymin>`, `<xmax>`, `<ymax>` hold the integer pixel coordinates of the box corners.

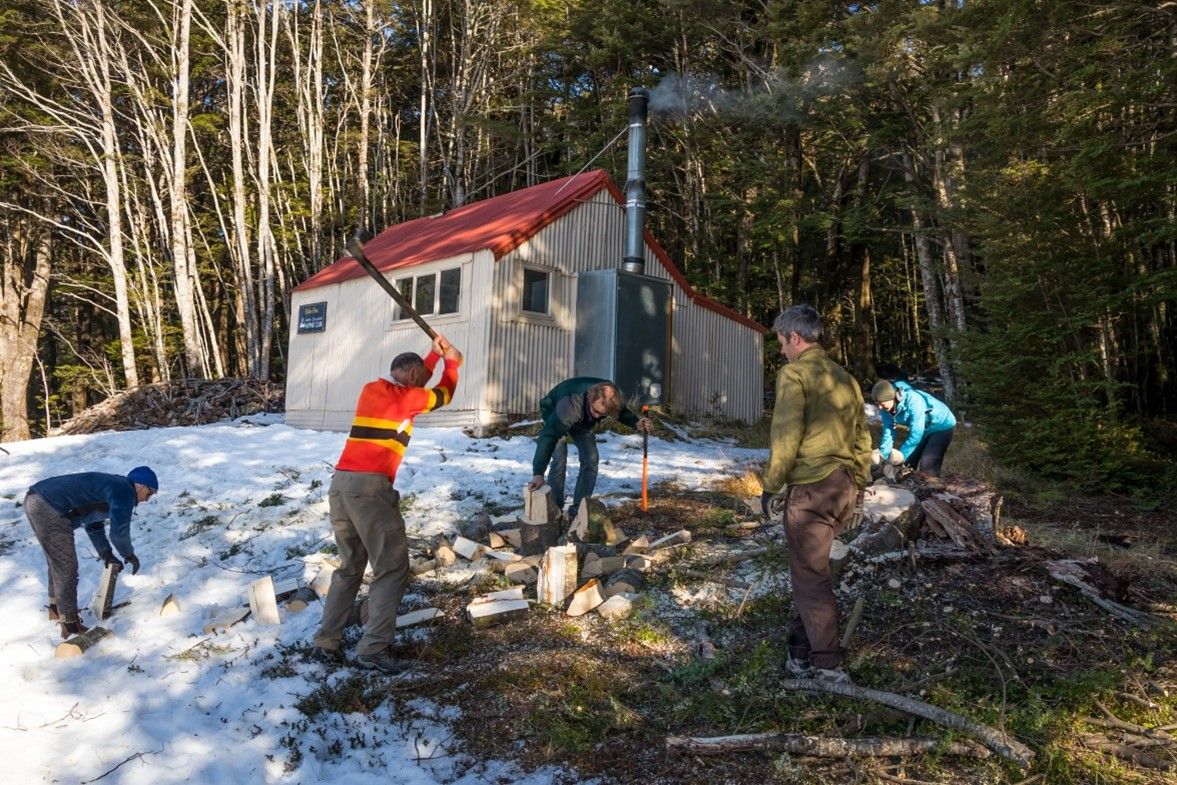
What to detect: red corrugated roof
<box><xmin>294</xmin><ymin>168</ymin><xmax>766</xmax><ymax>333</ymax></box>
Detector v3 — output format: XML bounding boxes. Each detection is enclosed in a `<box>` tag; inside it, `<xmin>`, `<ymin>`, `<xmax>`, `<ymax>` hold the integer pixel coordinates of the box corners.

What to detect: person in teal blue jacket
<box><xmin>527</xmin><ymin>378</ymin><xmax>651</xmax><ymax>516</ymax></box>
<box><xmin>871</xmin><ymin>380</ymin><xmax>956</xmax><ymax>476</ymax></box>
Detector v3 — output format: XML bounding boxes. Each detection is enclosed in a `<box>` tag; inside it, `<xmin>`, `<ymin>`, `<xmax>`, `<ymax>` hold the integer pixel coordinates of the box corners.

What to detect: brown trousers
<box><xmin>783</xmin><ymin>466</ymin><xmax>857</xmax><ymax>669</ymax></box>
<box><xmin>313</xmin><ymin>470</ymin><xmax>410</xmax><ymax>657</ymax></box>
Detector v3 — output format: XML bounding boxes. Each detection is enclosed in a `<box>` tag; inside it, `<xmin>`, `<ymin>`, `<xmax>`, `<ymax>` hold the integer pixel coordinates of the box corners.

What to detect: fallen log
<box><xmin>1083</xmin><ymin>734</ymin><xmax>1175</xmax><ymax>771</ymax></box>
<box><xmin>665</xmin><ymin>732</ymin><xmax>991</xmax><ymax>759</ymax></box>
<box><xmin>778</xmin><ymin>679</ymin><xmax>1035</xmax><ymax>767</ymax></box>
<box><xmin>1046</xmin><ymin>560</ymin><xmax>1154</xmax><ymax>628</ymax></box>
<box><xmin>55</xmin><ymin>626</ymin><xmax>113</xmax><ymax>658</ymax></box>
<box><xmin>921</xmin><ymin>496</ymin><xmax>990</xmax><ymax>553</ymax></box>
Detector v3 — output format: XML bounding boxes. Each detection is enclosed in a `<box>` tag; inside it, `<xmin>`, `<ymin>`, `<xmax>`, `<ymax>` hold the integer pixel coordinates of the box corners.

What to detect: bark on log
<box><xmin>665</xmin><ymin>732</ymin><xmax>991</xmax><ymax>759</ymax></box>
<box><xmin>536</xmin><ymin>545</ymin><xmax>579</xmax><ymax>606</ymax></box>
<box><xmin>778</xmin><ymin>679</ymin><xmax>1036</xmax><ymax>767</ymax></box>
<box><xmin>520</xmin><ymin>520</ymin><xmax>559</xmax><ymax>557</ymax></box>
<box><xmin>922</xmin><ymin>497</ymin><xmax>990</xmax><ymax>553</ymax></box>
<box><xmin>569</xmin><ymin>498</ymin><xmax>617</xmax><ymax>544</ymax></box>
<box><xmin>55</xmin><ymin>626</ymin><xmax>113</xmax><ymax>658</ymax></box>
<box><xmin>605</xmin><ymin>567</ymin><xmax>646</xmax><ymax>597</ymax></box>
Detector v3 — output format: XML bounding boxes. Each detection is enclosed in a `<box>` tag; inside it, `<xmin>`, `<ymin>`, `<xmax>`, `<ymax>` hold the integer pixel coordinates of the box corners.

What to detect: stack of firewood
<box><xmin>53</xmin><ymin>378</ymin><xmax>285</xmax><ymax>435</ymax></box>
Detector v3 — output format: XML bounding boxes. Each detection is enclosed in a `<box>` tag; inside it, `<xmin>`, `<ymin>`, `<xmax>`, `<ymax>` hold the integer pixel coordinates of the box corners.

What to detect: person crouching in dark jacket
<box><xmin>24</xmin><ymin>466</ymin><xmax>158</xmax><ymax>637</ymax></box>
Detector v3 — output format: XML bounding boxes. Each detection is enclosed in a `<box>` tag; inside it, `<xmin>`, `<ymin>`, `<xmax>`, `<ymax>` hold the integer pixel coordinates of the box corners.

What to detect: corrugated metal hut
<box><xmin>286</xmin><ymin>168</ymin><xmax>766</xmax><ymax>431</ymax></box>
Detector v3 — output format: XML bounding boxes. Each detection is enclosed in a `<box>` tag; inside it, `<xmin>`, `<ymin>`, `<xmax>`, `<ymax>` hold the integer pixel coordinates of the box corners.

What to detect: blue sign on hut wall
<box><xmin>298</xmin><ymin>302</ymin><xmax>327</xmax><ymax>333</ymax></box>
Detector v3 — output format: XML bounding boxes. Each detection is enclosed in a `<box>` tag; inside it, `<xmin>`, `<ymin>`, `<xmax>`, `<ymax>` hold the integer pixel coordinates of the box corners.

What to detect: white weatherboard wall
<box><xmin>286</xmin><ymin>251</ymin><xmax>495</xmax><ymax>431</ymax></box>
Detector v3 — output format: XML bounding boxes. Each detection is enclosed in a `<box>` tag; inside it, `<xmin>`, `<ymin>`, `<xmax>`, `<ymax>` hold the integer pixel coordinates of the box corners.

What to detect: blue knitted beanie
<box><xmin>127</xmin><ymin>466</ymin><xmax>159</xmax><ymax>491</ymax></box>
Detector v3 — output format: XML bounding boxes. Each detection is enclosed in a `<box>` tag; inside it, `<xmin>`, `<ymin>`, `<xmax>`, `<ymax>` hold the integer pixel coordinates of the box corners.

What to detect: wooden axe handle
<box><xmin>345</xmin><ymin>234</ymin><xmax>438</xmax><ymax>340</ymax></box>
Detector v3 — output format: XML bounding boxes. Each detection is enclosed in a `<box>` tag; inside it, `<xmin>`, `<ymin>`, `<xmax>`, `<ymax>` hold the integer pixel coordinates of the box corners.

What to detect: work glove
<box><xmin>848</xmin><ymin>491</ymin><xmax>865</xmax><ymax>530</ymax></box>
<box><xmin>887</xmin><ymin>449</ymin><xmax>904</xmax><ymax>466</ymax></box>
<box><xmin>870</xmin><ymin>449</ymin><xmax>882</xmax><ymax>467</ymax></box>
<box><xmin>126</xmin><ymin>554</ymin><xmax>141</xmax><ymax>575</ymax></box>
<box><xmin>760</xmin><ymin>490</ymin><xmax>787</xmax><ymax>520</ymax></box>
<box><xmin>98</xmin><ymin>550</ymin><xmax>124</xmax><ymax>572</ymax></box>
<box><xmin>60</xmin><ymin>619</ymin><xmax>90</xmax><ymax>639</ymax></box>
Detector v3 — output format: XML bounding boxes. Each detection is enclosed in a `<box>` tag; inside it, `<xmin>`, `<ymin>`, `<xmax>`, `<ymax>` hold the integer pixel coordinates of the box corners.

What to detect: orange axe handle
<box><xmin>641</xmin><ymin>405</ymin><xmax>649</xmax><ymax>512</ymax></box>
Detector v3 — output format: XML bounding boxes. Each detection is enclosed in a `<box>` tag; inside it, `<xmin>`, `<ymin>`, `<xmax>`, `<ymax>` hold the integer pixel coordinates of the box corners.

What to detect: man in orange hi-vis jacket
<box><xmin>313</xmin><ymin>333</ymin><xmax>462</xmax><ymax>673</ymax></box>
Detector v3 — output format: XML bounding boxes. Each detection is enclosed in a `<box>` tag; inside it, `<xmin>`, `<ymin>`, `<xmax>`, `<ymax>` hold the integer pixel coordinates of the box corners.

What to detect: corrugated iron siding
<box><xmin>490</xmin><ymin>191</ymin><xmax>763</xmax><ymax>422</ymax></box>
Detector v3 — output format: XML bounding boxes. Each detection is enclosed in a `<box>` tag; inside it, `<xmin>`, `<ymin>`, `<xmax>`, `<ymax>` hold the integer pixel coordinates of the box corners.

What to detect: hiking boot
<box><xmin>814</xmin><ymin>667</ymin><xmax>853</xmax><ymax>685</ymax></box>
<box><xmin>355</xmin><ymin>649</ymin><xmax>411</xmax><ymax>675</ymax></box>
<box><xmin>311</xmin><ymin>645</ymin><xmax>345</xmax><ymax>665</ymax></box>
<box><xmin>59</xmin><ymin>619</ymin><xmax>89</xmax><ymax>639</ymax></box>
<box><xmin>785</xmin><ymin>656</ymin><xmax>815</xmax><ymax>678</ymax></box>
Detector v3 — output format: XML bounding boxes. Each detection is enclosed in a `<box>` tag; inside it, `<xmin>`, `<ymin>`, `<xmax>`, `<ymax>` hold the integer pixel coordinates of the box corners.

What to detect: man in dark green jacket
<box><xmin>527</xmin><ymin>378</ymin><xmax>651</xmax><ymax>516</ymax></box>
<box><xmin>764</xmin><ymin>305</ymin><xmax>871</xmax><ymax>683</ymax></box>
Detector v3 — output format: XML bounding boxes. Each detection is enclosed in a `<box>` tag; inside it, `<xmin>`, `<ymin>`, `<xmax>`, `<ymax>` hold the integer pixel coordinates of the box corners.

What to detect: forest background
<box><xmin>1</xmin><ymin>0</ymin><xmax>1173</xmax><ymax>495</ymax></box>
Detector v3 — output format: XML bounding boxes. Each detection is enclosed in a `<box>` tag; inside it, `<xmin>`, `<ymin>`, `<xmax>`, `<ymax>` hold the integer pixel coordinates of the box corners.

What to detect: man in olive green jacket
<box><xmin>764</xmin><ymin>304</ymin><xmax>871</xmax><ymax>683</ymax></box>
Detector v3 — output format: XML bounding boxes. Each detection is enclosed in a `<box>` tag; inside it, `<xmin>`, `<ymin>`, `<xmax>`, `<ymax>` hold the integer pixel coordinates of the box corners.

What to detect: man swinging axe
<box><xmin>312</xmin><ymin>231</ymin><xmax>463</xmax><ymax>674</ymax></box>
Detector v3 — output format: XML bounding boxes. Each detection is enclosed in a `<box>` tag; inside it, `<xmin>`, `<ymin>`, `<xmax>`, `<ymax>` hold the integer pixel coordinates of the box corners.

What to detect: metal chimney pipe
<box><xmin>621</xmin><ymin>87</ymin><xmax>650</xmax><ymax>274</ymax></box>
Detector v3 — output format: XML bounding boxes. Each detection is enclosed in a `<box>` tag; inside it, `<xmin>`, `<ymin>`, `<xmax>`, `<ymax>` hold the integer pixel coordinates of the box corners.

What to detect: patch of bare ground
<box><xmin>312</xmin><ymin>476</ymin><xmax>1176</xmax><ymax>785</ymax></box>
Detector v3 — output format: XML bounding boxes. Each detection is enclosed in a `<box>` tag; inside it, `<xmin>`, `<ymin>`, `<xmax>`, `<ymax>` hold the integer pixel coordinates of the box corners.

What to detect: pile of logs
<box><xmin>52</xmin><ymin>378</ymin><xmax>285</xmax><ymax>435</ymax></box>
<box><xmin>410</xmin><ymin>485</ymin><xmax>693</xmax><ymax>626</ymax></box>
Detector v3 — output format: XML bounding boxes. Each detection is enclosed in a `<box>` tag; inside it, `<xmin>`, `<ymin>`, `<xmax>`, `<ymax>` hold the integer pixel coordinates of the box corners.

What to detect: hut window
<box><xmin>522</xmin><ymin>268</ymin><xmax>550</xmax><ymax>314</ymax></box>
<box><xmin>393</xmin><ymin>267</ymin><xmax>462</xmax><ymax>320</ymax></box>
<box><xmin>438</xmin><ymin>268</ymin><xmax>461</xmax><ymax>314</ymax></box>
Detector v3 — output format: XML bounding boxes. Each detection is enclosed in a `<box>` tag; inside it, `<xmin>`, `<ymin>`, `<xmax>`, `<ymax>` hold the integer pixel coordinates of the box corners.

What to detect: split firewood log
<box><xmin>536</xmin><ymin>545</ymin><xmax>579</xmax><ymax>606</ymax></box>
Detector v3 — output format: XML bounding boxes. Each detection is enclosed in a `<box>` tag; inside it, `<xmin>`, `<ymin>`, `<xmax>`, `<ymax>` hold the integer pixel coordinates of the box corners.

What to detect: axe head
<box><xmin>346</xmin><ymin>229</ymin><xmax>375</xmax><ymax>260</ymax></box>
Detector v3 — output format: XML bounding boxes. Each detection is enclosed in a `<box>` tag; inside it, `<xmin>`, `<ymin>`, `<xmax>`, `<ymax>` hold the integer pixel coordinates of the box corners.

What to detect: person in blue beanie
<box><xmin>871</xmin><ymin>380</ymin><xmax>956</xmax><ymax>476</ymax></box>
<box><xmin>24</xmin><ymin>466</ymin><xmax>158</xmax><ymax>638</ymax></box>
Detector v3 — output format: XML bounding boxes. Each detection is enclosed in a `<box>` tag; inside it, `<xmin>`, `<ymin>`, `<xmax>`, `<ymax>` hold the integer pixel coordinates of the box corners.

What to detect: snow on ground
<box><xmin>0</xmin><ymin>415</ymin><xmax>761</xmax><ymax>785</ymax></box>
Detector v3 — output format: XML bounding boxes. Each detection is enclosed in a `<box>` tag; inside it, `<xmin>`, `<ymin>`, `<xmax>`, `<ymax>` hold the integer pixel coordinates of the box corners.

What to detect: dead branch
<box><xmin>1083</xmin><ymin>734</ymin><xmax>1176</xmax><ymax>771</ymax></box>
<box><xmin>778</xmin><ymin>678</ymin><xmax>1035</xmax><ymax>767</ymax></box>
<box><xmin>1090</xmin><ymin>700</ymin><xmax>1177</xmax><ymax>745</ymax></box>
<box><xmin>665</xmin><ymin>732</ymin><xmax>990</xmax><ymax>758</ymax></box>
<box><xmin>840</xmin><ymin>596</ymin><xmax>866</xmax><ymax>649</ymax></box>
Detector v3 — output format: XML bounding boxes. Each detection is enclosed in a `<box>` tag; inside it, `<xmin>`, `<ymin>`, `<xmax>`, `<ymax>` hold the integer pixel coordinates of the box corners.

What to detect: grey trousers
<box><xmin>313</xmin><ymin>470</ymin><xmax>410</xmax><ymax>657</ymax></box>
<box><xmin>25</xmin><ymin>491</ymin><xmax>82</xmax><ymax>622</ymax></box>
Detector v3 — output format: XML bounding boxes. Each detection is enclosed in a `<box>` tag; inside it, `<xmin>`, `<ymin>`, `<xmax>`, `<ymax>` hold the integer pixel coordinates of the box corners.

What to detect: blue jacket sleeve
<box><xmin>84</xmin><ymin>520</ymin><xmax>112</xmax><ymax>555</ymax></box>
<box><xmin>106</xmin><ymin>486</ymin><xmax>136</xmax><ymax>558</ymax></box>
<box><xmin>878</xmin><ymin>410</ymin><xmax>896</xmax><ymax>456</ymax></box>
<box><xmin>899</xmin><ymin>393</ymin><xmax>929</xmax><ymax>460</ymax></box>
